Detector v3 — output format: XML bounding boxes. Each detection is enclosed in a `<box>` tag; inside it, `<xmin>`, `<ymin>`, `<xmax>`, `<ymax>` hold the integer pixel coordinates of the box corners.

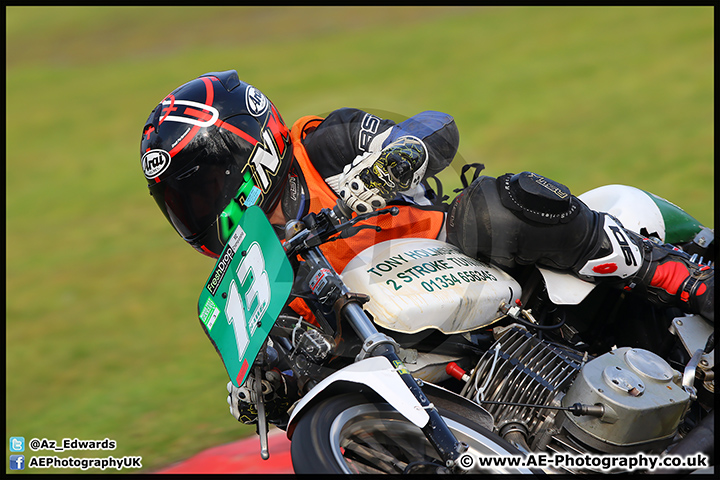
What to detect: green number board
<box><xmin>197</xmin><ymin>206</ymin><xmax>294</xmax><ymax>387</ymax></box>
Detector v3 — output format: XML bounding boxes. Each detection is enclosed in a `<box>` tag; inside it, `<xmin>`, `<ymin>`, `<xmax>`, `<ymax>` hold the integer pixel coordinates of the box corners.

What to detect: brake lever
<box><xmin>284</xmin><ymin>206</ymin><xmax>399</xmax><ymax>255</ymax></box>
<box><xmin>338</xmin><ymin>224</ymin><xmax>382</xmax><ymax>238</ymax></box>
<box><xmin>323</xmin><ymin>224</ymin><xmax>381</xmax><ymax>243</ymax></box>
<box><xmin>322</xmin><ymin>206</ymin><xmax>400</xmax><ymax>244</ymax></box>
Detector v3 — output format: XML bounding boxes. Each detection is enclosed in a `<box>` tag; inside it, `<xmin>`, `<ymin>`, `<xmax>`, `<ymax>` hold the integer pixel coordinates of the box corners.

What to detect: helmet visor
<box><xmin>149</xmin><ymin>159</ymin><xmax>249</xmax><ymax>240</ymax></box>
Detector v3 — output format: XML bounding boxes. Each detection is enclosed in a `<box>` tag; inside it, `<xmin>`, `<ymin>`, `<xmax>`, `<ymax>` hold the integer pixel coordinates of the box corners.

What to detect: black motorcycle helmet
<box><xmin>141</xmin><ymin>70</ymin><xmax>293</xmax><ymax>258</ymax></box>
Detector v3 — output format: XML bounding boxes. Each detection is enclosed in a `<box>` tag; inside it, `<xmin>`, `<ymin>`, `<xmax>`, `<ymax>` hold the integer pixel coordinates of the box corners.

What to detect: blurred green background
<box><xmin>6</xmin><ymin>6</ymin><xmax>713</xmax><ymax>473</ymax></box>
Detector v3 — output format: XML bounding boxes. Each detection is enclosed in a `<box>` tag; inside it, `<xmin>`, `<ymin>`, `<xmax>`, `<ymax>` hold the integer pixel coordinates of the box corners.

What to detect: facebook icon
<box><xmin>9</xmin><ymin>455</ymin><xmax>25</xmax><ymax>470</ymax></box>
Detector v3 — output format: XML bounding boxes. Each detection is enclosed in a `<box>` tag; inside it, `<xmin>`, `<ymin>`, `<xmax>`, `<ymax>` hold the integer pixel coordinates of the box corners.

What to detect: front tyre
<box><xmin>290</xmin><ymin>393</ymin><xmax>534</xmax><ymax>474</ymax></box>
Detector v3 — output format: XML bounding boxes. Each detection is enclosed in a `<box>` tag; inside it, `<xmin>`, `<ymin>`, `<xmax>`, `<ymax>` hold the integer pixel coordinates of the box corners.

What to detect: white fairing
<box><xmin>537</xmin><ymin>267</ymin><xmax>597</xmax><ymax>305</ymax></box>
<box><xmin>341</xmin><ymin>239</ymin><xmax>521</xmax><ymax>334</ymax></box>
<box><xmin>578</xmin><ymin>184</ymin><xmax>666</xmax><ymax>241</ymax></box>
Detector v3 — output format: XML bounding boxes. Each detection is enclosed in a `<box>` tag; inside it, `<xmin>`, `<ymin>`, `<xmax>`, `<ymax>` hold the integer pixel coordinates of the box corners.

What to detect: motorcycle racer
<box><xmin>140</xmin><ymin>70</ymin><xmax>713</xmax><ymax>425</ymax></box>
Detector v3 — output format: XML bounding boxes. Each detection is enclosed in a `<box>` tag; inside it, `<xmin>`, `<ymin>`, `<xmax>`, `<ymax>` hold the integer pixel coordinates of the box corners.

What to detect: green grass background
<box><xmin>6</xmin><ymin>6</ymin><xmax>713</xmax><ymax>473</ymax></box>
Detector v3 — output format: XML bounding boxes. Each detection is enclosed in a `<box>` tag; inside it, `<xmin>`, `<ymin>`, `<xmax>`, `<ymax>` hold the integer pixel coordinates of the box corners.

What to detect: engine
<box><xmin>461</xmin><ymin>325</ymin><xmax>693</xmax><ymax>461</ymax></box>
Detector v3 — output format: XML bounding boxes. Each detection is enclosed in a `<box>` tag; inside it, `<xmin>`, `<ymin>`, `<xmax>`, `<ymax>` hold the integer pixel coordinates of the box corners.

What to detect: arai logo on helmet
<box><xmin>245</xmin><ymin>86</ymin><xmax>268</xmax><ymax>117</ymax></box>
<box><xmin>142</xmin><ymin>149</ymin><xmax>171</xmax><ymax>179</ymax></box>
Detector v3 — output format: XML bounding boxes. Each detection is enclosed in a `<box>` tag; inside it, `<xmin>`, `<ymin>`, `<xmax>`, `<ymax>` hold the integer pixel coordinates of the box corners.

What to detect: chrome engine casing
<box><xmin>463</xmin><ymin>325</ymin><xmax>692</xmax><ymax>456</ymax></box>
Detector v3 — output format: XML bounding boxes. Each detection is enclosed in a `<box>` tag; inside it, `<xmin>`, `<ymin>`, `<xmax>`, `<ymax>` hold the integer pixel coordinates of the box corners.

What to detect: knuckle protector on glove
<box><xmin>446</xmin><ymin>172</ymin><xmax>601</xmax><ymax>270</ymax></box>
<box><xmin>378</xmin><ymin>135</ymin><xmax>428</xmax><ymax>192</ymax></box>
<box><xmin>338</xmin><ymin>136</ymin><xmax>428</xmax><ymax>214</ymax></box>
<box><xmin>625</xmin><ymin>235</ymin><xmax>714</xmax><ymax>320</ymax></box>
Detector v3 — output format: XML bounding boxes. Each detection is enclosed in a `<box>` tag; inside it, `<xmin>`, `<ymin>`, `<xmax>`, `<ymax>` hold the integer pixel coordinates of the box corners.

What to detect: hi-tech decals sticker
<box><xmin>141</xmin><ymin>149</ymin><xmax>171</xmax><ymax>179</ymax></box>
<box><xmin>243</xmin><ymin>186</ymin><xmax>262</xmax><ymax>207</ymax></box>
<box><xmin>245</xmin><ymin>86</ymin><xmax>269</xmax><ymax>117</ymax></box>
<box><xmin>228</xmin><ymin>224</ymin><xmax>247</xmax><ymax>253</ymax></box>
<box><xmin>170</xmin><ymin>128</ymin><xmax>191</xmax><ymax>149</ymax></box>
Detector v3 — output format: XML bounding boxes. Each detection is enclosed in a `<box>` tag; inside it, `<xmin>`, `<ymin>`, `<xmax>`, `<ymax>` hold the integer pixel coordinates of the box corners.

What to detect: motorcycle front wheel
<box><xmin>290</xmin><ymin>393</ymin><xmax>536</xmax><ymax>474</ymax></box>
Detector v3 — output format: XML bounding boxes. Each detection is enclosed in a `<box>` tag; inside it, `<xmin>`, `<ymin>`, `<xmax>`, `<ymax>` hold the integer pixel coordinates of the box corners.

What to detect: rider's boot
<box><xmin>445</xmin><ymin>171</ymin><xmax>713</xmax><ymax>321</ymax></box>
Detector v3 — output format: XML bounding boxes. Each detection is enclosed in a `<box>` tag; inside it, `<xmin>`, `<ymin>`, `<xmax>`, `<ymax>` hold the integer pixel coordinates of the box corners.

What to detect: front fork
<box><xmin>304</xmin><ymin>248</ymin><xmax>468</xmax><ymax>467</ymax></box>
<box><xmin>376</xmin><ymin>342</ymin><xmax>469</xmax><ymax>467</ymax></box>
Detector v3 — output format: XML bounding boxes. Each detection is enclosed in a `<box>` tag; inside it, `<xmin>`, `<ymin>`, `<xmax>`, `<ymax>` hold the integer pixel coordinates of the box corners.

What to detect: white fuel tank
<box><xmin>341</xmin><ymin>238</ymin><xmax>521</xmax><ymax>334</ymax></box>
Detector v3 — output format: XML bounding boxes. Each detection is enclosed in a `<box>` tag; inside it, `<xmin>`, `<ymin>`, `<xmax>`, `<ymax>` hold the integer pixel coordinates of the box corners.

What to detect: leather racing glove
<box><xmin>337</xmin><ymin>135</ymin><xmax>429</xmax><ymax>214</ymax></box>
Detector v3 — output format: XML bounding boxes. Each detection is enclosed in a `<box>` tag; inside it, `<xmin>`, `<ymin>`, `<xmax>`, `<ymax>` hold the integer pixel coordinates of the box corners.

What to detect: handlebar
<box><xmin>282</xmin><ymin>200</ymin><xmax>398</xmax><ymax>257</ymax></box>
